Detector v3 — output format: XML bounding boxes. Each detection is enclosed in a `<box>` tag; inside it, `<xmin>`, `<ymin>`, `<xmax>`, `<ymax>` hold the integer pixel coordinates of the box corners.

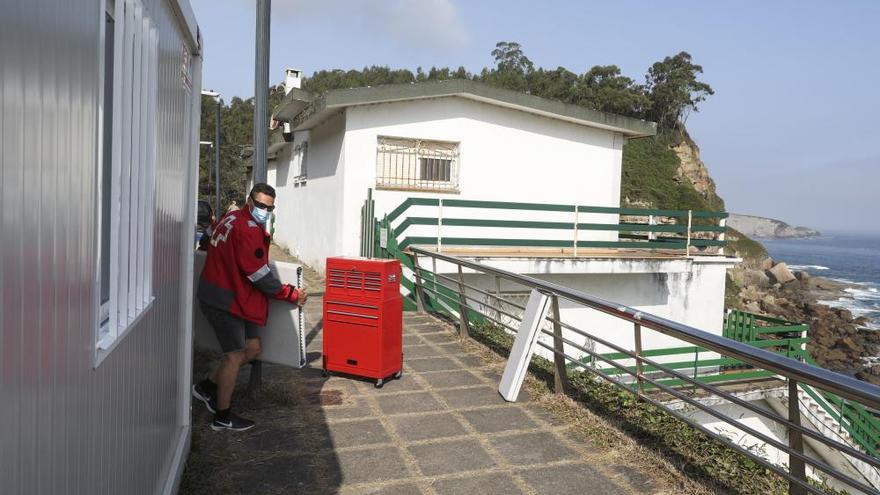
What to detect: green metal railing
<box><xmin>801</xmin><ymin>356</ymin><xmax>880</xmax><ymax>457</ymax></box>
<box><xmin>384</xmin><ymin>196</ymin><xmax>728</xmax><ymax>254</ymax></box>
<box><xmin>589</xmin><ymin>309</ymin><xmax>810</xmax><ymax>389</ymax></box>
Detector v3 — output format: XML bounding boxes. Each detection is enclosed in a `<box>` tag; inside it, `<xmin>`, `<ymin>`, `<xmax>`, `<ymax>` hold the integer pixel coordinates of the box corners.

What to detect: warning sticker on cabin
<box><xmin>180</xmin><ymin>43</ymin><xmax>193</xmax><ymax>93</ymax></box>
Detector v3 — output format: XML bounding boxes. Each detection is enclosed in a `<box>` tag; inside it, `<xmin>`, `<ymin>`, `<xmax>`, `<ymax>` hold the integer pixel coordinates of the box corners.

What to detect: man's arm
<box><xmin>233</xmin><ymin>226</ymin><xmax>305</xmax><ymax>304</ymax></box>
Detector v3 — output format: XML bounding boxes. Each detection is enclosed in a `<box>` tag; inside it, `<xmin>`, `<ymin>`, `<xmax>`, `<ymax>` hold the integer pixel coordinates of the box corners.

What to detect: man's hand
<box><xmin>274</xmin><ymin>284</ymin><xmax>308</xmax><ymax>306</ymax></box>
<box><xmin>295</xmin><ymin>287</ymin><xmax>308</xmax><ymax>306</ymax></box>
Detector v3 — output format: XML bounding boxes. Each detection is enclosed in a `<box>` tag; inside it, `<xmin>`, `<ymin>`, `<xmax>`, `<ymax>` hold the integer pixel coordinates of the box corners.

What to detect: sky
<box><xmin>191</xmin><ymin>0</ymin><xmax>880</xmax><ymax>235</ymax></box>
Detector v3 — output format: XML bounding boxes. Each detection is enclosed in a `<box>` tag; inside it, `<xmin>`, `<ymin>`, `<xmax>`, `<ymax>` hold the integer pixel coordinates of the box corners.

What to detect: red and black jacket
<box><xmin>197</xmin><ymin>207</ymin><xmax>282</xmax><ymax>326</ymax></box>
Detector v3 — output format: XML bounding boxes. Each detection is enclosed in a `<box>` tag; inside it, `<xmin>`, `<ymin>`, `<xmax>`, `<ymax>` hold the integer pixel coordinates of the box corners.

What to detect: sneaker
<box><xmin>191</xmin><ymin>382</ymin><xmax>218</xmax><ymax>414</ymax></box>
<box><xmin>210</xmin><ymin>411</ymin><xmax>255</xmax><ymax>432</ymax></box>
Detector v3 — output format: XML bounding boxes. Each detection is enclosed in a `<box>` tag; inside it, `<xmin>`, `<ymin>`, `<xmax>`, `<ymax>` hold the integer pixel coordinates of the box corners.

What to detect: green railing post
<box><xmin>686</xmin><ymin>210</ymin><xmax>692</xmax><ymax>256</ymax></box>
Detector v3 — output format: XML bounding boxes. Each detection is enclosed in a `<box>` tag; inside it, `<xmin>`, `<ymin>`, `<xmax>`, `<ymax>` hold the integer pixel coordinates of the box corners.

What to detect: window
<box><xmin>96</xmin><ymin>0</ymin><xmax>158</xmax><ymax>356</ymax></box>
<box><xmin>292</xmin><ymin>142</ymin><xmax>308</xmax><ymax>184</ymax></box>
<box><xmin>376</xmin><ymin>136</ymin><xmax>459</xmax><ymax>192</ymax></box>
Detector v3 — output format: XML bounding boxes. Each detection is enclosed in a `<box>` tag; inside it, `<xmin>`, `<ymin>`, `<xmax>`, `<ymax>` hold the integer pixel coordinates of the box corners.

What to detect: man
<box><xmin>192</xmin><ymin>183</ymin><xmax>307</xmax><ymax>431</ymax></box>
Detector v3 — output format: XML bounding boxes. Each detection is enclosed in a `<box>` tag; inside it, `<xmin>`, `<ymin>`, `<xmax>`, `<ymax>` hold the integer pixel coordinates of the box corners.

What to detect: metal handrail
<box><xmin>408</xmin><ymin>246</ymin><xmax>880</xmax><ymax>495</ymax></box>
<box><xmin>411</xmin><ymin>246</ymin><xmax>880</xmax><ymax>410</ymax></box>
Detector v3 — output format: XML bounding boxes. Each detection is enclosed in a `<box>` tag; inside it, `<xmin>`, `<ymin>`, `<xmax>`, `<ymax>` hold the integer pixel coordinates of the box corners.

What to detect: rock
<box><xmin>767</xmin><ymin>262</ymin><xmax>797</xmax><ymax>285</ymax></box>
<box><xmin>744</xmin><ymin>301</ymin><xmax>761</xmax><ymax>313</ymax></box>
<box><xmin>760</xmin><ymin>258</ymin><xmax>774</xmax><ymax>271</ymax></box>
<box><xmin>856</xmin><ymin>368</ymin><xmax>880</xmax><ymax>387</ymax></box>
<box><xmin>741</xmin><ymin>269</ymin><xmax>771</xmax><ymax>289</ymax></box>
<box><xmin>794</xmin><ymin>271</ymin><xmax>810</xmax><ymax>282</ymax></box>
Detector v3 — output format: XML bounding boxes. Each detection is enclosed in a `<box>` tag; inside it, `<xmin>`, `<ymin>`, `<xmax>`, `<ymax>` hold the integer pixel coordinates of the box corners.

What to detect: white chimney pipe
<box><xmin>284</xmin><ymin>68</ymin><xmax>302</xmax><ymax>94</ymax></box>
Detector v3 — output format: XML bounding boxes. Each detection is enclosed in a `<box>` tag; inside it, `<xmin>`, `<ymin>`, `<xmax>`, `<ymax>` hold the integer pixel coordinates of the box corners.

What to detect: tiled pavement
<box><xmin>182</xmin><ymin>250</ymin><xmax>655</xmax><ymax>495</ymax></box>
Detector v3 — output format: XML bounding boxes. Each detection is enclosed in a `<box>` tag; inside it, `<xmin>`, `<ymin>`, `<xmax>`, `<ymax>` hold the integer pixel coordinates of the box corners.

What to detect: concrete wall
<box><xmin>448</xmin><ymin>257</ymin><xmax>732</xmax><ymax>362</ymax></box>
<box><xmin>271</xmin><ymin>112</ymin><xmax>346</xmax><ymax>272</ymax></box>
<box><xmin>0</xmin><ymin>1</ymin><xmax>200</xmax><ymax>493</ymax></box>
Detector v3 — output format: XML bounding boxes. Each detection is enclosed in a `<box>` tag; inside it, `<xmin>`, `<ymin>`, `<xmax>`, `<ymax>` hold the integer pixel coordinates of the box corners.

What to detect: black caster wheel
<box><xmin>321</xmin><ymin>369</ymin><xmax>329</xmax><ymax>378</ymax></box>
<box><xmin>375</xmin><ymin>379</ymin><xmax>385</xmax><ymax>388</ymax></box>
<box><xmin>394</xmin><ymin>370</ymin><xmax>403</xmax><ymax>379</ymax></box>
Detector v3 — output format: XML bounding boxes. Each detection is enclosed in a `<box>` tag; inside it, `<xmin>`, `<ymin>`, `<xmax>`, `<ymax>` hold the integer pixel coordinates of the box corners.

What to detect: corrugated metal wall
<box><xmin>0</xmin><ymin>1</ymin><xmax>200</xmax><ymax>493</ymax></box>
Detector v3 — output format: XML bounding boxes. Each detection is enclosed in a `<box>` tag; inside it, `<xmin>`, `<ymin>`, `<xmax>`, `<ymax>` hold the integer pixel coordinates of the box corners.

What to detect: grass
<box><xmin>726</xmin><ymin>227</ymin><xmax>768</xmax><ymax>263</ymax></box>
<box><xmin>622</xmin><ymin>134</ymin><xmax>720</xmax><ymax>213</ymax></box>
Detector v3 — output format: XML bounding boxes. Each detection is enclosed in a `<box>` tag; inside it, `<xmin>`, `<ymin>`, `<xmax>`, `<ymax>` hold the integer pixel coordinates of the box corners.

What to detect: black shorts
<box><xmin>199</xmin><ymin>302</ymin><xmax>259</xmax><ymax>353</ymax></box>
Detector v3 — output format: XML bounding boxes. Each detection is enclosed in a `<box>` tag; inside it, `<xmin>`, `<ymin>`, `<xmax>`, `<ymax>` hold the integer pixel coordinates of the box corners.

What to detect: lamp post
<box><xmin>252</xmin><ymin>0</ymin><xmax>270</xmax><ymax>184</ymax></box>
<box><xmin>201</xmin><ymin>89</ymin><xmax>221</xmax><ymax>214</ymax></box>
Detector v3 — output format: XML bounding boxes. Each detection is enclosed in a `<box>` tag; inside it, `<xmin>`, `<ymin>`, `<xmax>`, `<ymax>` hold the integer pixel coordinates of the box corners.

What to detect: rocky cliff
<box><xmin>727</xmin><ymin>214</ymin><xmax>821</xmax><ymax>239</ymax></box>
<box><xmin>670</xmin><ymin>138</ymin><xmax>725</xmax><ymax>211</ymax></box>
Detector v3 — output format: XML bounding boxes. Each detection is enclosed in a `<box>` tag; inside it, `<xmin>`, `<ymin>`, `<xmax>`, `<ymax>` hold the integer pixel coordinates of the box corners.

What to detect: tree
<box><xmin>574</xmin><ymin>65</ymin><xmax>649</xmax><ymax>118</ymax></box>
<box><xmin>526</xmin><ymin>67</ymin><xmax>579</xmax><ymax>103</ymax></box>
<box><xmin>491</xmin><ymin>41</ymin><xmax>534</xmax><ymax>74</ymax></box>
<box><xmin>645</xmin><ymin>52</ymin><xmax>714</xmax><ymax>131</ymax></box>
<box><xmin>482</xmin><ymin>41</ymin><xmax>534</xmax><ymax>92</ymax></box>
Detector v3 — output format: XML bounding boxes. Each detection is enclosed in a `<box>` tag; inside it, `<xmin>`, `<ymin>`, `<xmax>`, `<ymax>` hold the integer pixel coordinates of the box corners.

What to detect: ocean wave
<box><xmin>844</xmin><ymin>287</ymin><xmax>880</xmax><ymax>301</ymax></box>
<box><xmin>787</xmin><ymin>264</ymin><xmax>830</xmax><ymax>271</ymax></box>
<box><xmin>823</xmin><ymin>297</ymin><xmax>879</xmax><ymax>315</ymax></box>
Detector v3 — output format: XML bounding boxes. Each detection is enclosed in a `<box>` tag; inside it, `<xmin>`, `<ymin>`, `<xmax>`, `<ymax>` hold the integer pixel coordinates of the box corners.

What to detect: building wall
<box><xmin>0</xmin><ymin>1</ymin><xmax>199</xmax><ymax>494</ymax></box>
<box><xmin>450</xmin><ymin>257</ymin><xmax>732</xmax><ymax>362</ymax></box>
<box><xmin>271</xmin><ymin>112</ymin><xmax>346</xmax><ymax>272</ymax></box>
<box><xmin>541</xmin><ymin>259</ymin><xmax>729</xmax><ymax>358</ymax></box>
<box><xmin>338</xmin><ymin>97</ymin><xmax>625</xmax><ymax>264</ymax></box>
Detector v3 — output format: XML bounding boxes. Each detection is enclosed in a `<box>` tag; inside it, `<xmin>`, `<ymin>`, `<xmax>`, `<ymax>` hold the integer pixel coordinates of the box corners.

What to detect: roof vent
<box><xmin>284</xmin><ymin>68</ymin><xmax>302</xmax><ymax>94</ymax></box>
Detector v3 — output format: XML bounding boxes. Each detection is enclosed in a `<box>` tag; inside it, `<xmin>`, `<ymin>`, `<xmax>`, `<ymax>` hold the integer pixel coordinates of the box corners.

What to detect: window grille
<box><xmin>376</xmin><ymin>136</ymin><xmax>459</xmax><ymax>192</ymax></box>
<box><xmin>292</xmin><ymin>142</ymin><xmax>308</xmax><ymax>183</ymax></box>
<box><xmin>96</xmin><ymin>0</ymin><xmax>158</xmax><ymax>355</ymax></box>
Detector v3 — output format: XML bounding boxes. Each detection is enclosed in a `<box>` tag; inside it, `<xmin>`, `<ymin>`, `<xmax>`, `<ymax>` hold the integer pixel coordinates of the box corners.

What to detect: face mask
<box><xmin>251</xmin><ymin>205</ymin><xmax>271</xmax><ymax>224</ymax></box>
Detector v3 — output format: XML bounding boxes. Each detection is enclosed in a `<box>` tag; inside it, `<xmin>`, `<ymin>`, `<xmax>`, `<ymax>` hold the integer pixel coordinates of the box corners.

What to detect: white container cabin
<box><xmin>1</xmin><ymin>1</ymin><xmax>202</xmax><ymax>493</ymax></box>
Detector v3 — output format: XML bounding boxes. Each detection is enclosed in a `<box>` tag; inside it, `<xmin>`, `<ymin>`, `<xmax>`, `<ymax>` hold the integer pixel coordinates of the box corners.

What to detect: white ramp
<box><xmin>193</xmin><ymin>251</ymin><xmax>307</xmax><ymax>368</ymax></box>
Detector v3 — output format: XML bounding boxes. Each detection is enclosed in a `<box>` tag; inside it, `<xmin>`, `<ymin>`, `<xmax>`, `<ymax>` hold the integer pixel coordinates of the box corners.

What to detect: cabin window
<box><xmin>95</xmin><ymin>0</ymin><xmax>159</xmax><ymax>361</ymax></box>
<box><xmin>376</xmin><ymin>136</ymin><xmax>460</xmax><ymax>192</ymax></box>
<box><xmin>292</xmin><ymin>142</ymin><xmax>308</xmax><ymax>184</ymax></box>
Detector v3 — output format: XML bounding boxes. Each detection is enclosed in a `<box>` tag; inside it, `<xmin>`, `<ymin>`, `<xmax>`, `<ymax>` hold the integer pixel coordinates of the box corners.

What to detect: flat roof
<box><xmin>272</xmin><ymin>79</ymin><xmax>657</xmax><ymax>138</ymax></box>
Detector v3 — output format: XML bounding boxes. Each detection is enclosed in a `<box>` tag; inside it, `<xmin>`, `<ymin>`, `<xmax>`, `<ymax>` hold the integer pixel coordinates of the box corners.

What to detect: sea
<box><xmin>761</xmin><ymin>233</ymin><xmax>880</xmax><ymax>329</ymax></box>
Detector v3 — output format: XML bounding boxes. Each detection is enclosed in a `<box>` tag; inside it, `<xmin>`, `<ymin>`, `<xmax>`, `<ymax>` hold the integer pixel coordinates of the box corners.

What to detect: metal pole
<box><xmin>456</xmin><ymin>265</ymin><xmax>470</xmax><ymax>339</ymax></box>
<box><xmin>251</xmin><ymin>0</ymin><xmax>271</xmax><ymax>184</ymax></box>
<box><xmin>551</xmin><ymin>295</ymin><xmax>570</xmax><ymax>395</ymax></box>
<box><xmin>214</xmin><ymin>99</ymin><xmax>221</xmax><ymax>213</ymax></box>
<box><xmin>788</xmin><ymin>379</ymin><xmax>807</xmax><ymax>495</ymax></box>
<box><xmin>634</xmin><ymin>323</ymin><xmax>644</xmax><ymax>397</ymax></box>
<box><xmin>494</xmin><ymin>275</ymin><xmax>502</xmax><ymax>321</ymax></box>
<box><xmin>411</xmin><ymin>252</ymin><xmax>427</xmax><ymax>313</ymax></box>
<box><xmin>249</xmin><ymin>0</ymin><xmax>270</xmax><ymax>395</ymax></box>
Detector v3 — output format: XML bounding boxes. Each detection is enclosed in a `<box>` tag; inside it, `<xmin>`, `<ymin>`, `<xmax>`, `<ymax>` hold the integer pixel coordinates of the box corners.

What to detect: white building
<box><xmin>269</xmin><ymin>77</ymin><xmax>736</xmax><ymax>354</ymax></box>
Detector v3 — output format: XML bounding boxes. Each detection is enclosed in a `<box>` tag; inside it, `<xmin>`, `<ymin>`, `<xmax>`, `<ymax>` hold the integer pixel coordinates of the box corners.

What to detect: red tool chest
<box><xmin>323</xmin><ymin>257</ymin><xmax>402</xmax><ymax>387</ymax></box>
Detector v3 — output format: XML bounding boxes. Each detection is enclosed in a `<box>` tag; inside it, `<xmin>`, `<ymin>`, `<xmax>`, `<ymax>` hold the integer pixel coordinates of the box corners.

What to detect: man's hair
<box><xmin>249</xmin><ymin>182</ymin><xmax>276</xmax><ymax>199</ymax></box>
